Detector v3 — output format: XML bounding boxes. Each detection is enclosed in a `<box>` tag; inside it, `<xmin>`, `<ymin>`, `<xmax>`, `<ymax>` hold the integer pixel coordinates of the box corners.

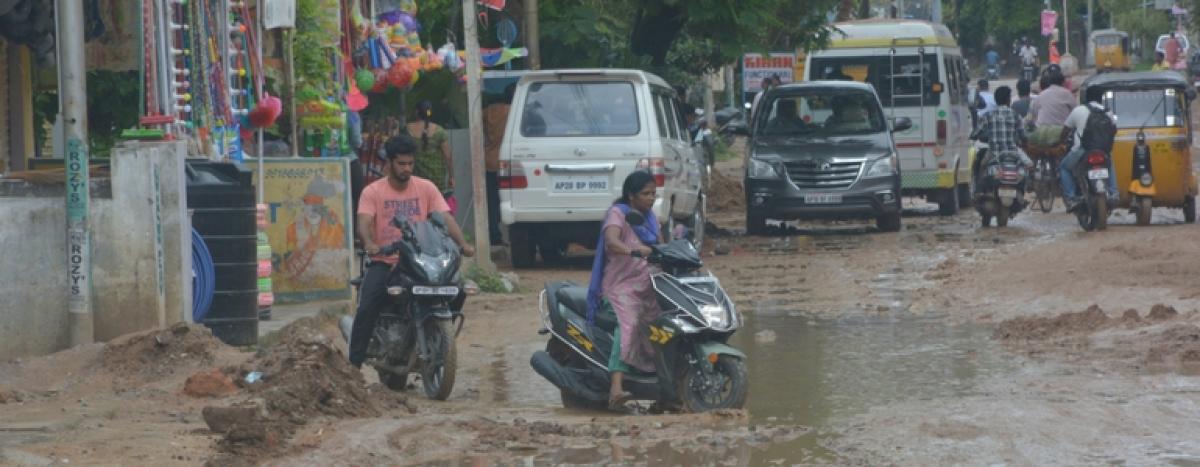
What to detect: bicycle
<box><xmin>1024</xmin><ymin>143</ymin><xmax>1068</xmax><ymax>213</ymax></box>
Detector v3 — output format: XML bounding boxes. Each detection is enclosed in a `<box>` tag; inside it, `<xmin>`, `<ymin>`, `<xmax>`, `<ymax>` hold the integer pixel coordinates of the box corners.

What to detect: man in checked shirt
<box><xmin>970</xmin><ymin>86</ymin><xmax>1033</xmax><ymax>197</ymax></box>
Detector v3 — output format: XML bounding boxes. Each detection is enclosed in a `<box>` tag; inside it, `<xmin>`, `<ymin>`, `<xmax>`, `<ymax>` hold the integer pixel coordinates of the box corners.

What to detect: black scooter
<box><xmin>340</xmin><ymin>211</ymin><xmax>464</xmax><ymax>400</ymax></box>
<box><xmin>530</xmin><ymin>211</ymin><xmax>748</xmax><ymax>413</ymax></box>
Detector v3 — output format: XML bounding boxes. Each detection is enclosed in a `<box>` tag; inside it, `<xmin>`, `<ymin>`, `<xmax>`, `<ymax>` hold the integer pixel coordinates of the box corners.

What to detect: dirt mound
<box><xmin>994</xmin><ymin>305</ymin><xmax>1113</xmax><ymax>341</ymax></box>
<box><xmin>709</xmin><ymin>169</ymin><xmax>745</xmax><ymax>212</ymax></box>
<box><xmin>1146</xmin><ymin>325</ymin><xmax>1200</xmax><ymax>366</ymax></box>
<box><xmin>205</xmin><ymin>318</ymin><xmax>410</xmax><ymax>466</ymax></box>
<box><xmin>100</xmin><ymin>322</ymin><xmax>224</xmax><ymax>383</ymax></box>
<box><xmin>995</xmin><ymin>304</ymin><xmax>1200</xmax><ymax>372</ymax></box>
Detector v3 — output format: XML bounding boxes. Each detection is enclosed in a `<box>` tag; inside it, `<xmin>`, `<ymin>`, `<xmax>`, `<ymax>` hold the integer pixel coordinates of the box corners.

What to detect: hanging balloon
<box><xmin>355</xmin><ymin>69</ymin><xmax>376</xmax><ymax>92</ymax></box>
<box><xmin>396</xmin><ymin>12</ymin><xmax>418</xmax><ymax>32</ymax></box>
<box><xmin>371</xmin><ymin>69</ymin><xmax>389</xmax><ymax>92</ymax></box>
<box><xmin>388</xmin><ymin>60</ymin><xmax>414</xmax><ymax>88</ymax></box>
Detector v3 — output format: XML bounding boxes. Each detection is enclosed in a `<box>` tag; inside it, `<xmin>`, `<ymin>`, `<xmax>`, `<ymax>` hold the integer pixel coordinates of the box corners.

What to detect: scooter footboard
<box><xmin>530</xmin><ymin>351</ymin><xmax>608</xmax><ymax>403</ymax></box>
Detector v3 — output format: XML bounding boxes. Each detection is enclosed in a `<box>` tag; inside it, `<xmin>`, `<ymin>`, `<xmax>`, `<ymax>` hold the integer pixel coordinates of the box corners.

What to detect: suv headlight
<box><xmin>865</xmin><ymin>153</ymin><xmax>898</xmax><ymax>178</ymax></box>
<box><xmin>748</xmin><ymin>157</ymin><xmax>781</xmax><ymax>179</ymax></box>
<box><xmin>699</xmin><ymin>304</ymin><xmax>729</xmax><ymax>328</ymax></box>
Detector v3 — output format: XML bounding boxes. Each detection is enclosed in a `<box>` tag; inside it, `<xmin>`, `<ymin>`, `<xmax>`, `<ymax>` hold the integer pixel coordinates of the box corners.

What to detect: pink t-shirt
<box><xmin>358</xmin><ymin>176</ymin><xmax>450</xmax><ymax>264</ymax></box>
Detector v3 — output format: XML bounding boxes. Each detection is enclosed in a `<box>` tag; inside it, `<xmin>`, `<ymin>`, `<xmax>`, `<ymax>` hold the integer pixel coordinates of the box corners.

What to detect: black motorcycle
<box><xmin>975</xmin><ymin>151</ymin><xmax>1028</xmax><ymax>227</ymax></box>
<box><xmin>1071</xmin><ymin>149</ymin><xmax>1113</xmax><ymax>231</ymax></box>
<box><xmin>530</xmin><ymin>212</ymin><xmax>748</xmax><ymax>413</ymax></box>
<box><xmin>340</xmin><ymin>211</ymin><xmax>464</xmax><ymax>400</ymax></box>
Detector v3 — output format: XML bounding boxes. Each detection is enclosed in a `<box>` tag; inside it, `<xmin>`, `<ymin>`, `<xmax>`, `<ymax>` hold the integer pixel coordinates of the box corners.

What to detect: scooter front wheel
<box><xmin>678</xmin><ymin>355</ymin><xmax>749</xmax><ymax>413</ymax></box>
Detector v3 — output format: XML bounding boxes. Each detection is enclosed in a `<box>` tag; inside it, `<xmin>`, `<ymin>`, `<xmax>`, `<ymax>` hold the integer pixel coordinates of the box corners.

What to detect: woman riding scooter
<box><xmin>586</xmin><ymin>171</ymin><xmax>662</xmax><ymax>410</ymax></box>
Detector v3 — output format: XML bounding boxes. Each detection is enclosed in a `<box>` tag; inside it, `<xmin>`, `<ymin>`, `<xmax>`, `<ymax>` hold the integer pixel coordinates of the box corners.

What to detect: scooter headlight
<box><xmin>699</xmin><ymin>304</ymin><xmax>729</xmax><ymax>328</ymax></box>
<box><xmin>1140</xmin><ymin>173</ymin><xmax>1153</xmax><ymax>187</ymax></box>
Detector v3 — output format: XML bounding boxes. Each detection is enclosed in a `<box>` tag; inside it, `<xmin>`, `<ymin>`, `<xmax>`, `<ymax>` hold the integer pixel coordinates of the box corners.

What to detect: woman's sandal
<box><xmin>608</xmin><ymin>391</ymin><xmax>634</xmax><ymax>411</ymax></box>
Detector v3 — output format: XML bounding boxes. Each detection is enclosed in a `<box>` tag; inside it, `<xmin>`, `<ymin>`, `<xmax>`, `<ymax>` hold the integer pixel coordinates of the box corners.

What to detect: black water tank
<box><xmin>187</xmin><ymin>160</ymin><xmax>258</xmax><ymax>346</ymax></box>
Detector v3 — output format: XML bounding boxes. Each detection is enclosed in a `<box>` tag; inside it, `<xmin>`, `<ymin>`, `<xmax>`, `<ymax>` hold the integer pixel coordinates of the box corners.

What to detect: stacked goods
<box><xmin>256</xmin><ymin>204</ymin><xmax>275</xmax><ymax>320</ymax></box>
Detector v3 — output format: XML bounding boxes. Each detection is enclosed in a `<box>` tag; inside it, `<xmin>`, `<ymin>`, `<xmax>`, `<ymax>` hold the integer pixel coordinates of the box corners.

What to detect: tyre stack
<box><xmin>187</xmin><ymin>161</ymin><xmax>258</xmax><ymax>346</ymax></box>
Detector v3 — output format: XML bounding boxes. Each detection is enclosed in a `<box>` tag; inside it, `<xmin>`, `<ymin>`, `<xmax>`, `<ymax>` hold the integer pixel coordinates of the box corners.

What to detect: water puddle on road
<box><xmin>727</xmin><ymin>314</ymin><xmax>1014</xmax><ymax>463</ymax></box>
<box><xmin>497</xmin><ymin>314</ymin><xmax>1015</xmax><ymax>465</ymax></box>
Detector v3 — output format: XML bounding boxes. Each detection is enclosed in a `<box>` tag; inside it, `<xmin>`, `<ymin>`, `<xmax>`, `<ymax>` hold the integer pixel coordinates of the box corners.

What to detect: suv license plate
<box><xmin>552</xmin><ymin>176</ymin><xmax>608</xmax><ymax>193</ymax></box>
<box><xmin>804</xmin><ymin>193</ymin><xmax>842</xmax><ymax>204</ymax></box>
<box><xmin>998</xmin><ymin>188</ymin><xmax>1017</xmax><ymax>199</ymax></box>
<box><xmin>1088</xmin><ymin>168</ymin><xmax>1109</xmax><ymax>180</ymax></box>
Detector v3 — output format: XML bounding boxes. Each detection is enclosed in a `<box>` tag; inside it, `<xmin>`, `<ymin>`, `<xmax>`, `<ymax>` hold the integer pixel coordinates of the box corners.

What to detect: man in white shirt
<box><xmin>1019</xmin><ymin>40</ymin><xmax>1038</xmax><ymax>67</ymax></box>
<box><xmin>1058</xmin><ymin>93</ymin><xmax>1118</xmax><ymax>211</ymax></box>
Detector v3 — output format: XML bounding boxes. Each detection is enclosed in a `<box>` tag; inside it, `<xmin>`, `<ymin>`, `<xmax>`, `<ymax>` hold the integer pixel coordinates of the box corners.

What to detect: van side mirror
<box><xmin>625</xmin><ymin>211</ymin><xmax>646</xmax><ymax>227</ymax></box>
<box><xmin>891</xmin><ymin>117</ymin><xmax>913</xmax><ymax>133</ymax></box>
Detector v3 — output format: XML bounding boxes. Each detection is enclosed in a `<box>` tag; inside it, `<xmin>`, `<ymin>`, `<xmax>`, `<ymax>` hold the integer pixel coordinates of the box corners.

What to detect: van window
<box><xmin>945</xmin><ymin>57</ymin><xmax>960</xmax><ymax>105</ymax></box>
<box><xmin>810</xmin><ymin>54</ymin><xmax>940</xmax><ymax>107</ymax></box>
<box><xmin>656</xmin><ymin>93</ymin><xmax>683</xmax><ymax>141</ymax></box>
<box><xmin>671</xmin><ymin>99</ymin><xmax>691</xmax><ymax>142</ymax></box>
<box><xmin>520</xmin><ymin>82</ymin><xmax>640</xmax><ymax>137</ymax></box>
<box><xmin>756</xmin><ymin>90</ymin><xmax>885</xmax><ymax>136</ymax></box>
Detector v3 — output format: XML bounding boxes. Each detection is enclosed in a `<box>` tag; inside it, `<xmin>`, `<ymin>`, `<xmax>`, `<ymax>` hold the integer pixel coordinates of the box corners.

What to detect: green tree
<box><xmin>1100</xmin><ymin>0</ymin><xmax>1171</xmax><ymax>61</ymax></box>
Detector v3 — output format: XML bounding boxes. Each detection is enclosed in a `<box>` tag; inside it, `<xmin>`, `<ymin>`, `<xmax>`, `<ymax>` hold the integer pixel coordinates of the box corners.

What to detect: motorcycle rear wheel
<box><xmin>421</xmin><ymin>319</ymin><xmax>458</xmax><ymax>400</ymax></box>
<box><xmin>997</xmin><ymin>203</ymin><xmax>1010</xmax><ymax>227</ymax></box>
<box><xmin>678</xmin><ymin>355</ymin><xmax>749</xmax><ymax>413</ymax></box>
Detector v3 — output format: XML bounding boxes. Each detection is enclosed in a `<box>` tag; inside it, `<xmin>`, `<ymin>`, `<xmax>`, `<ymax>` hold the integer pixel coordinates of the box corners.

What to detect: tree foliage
<box><xmin>415</xmin><ymin>0</ymin><xmax>839</xmax><ymax>80</ymax></box>
<box><xmin>1101</xmin><ymin>0</ymin><xmax>1172</xmax><ymax>60</ymax></box>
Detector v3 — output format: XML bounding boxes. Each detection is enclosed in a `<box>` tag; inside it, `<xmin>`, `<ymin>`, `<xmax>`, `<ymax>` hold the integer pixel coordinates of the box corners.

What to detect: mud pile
<box><xmin>100</xmin><ymin>322</ymin><xmax>223</xmax><ymax>383</ymax></box>
<box><xmin>993</xmin><ymin>305</ymin><xmax>1114</xmax><ymax>341</ymax></box>
<box><xmin>204</xmin><ymin>318</ymin><xmax>411</xmax><ymax>466</ymax></box>
<box><xmin>994</xmin><ymin>304</ymin><xmax>1200</xmax><ymax>371</ymax></box>
<box><xmin>709</xmin><ymin>169</ymin><xmax>745</xmax><ymax>212</ymax></box>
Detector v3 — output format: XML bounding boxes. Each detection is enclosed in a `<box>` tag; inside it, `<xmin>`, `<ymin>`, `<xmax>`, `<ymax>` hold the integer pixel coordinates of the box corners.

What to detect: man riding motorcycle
<box><xmin>1059</xmin><ymin>89</ymin><xmax>1119</xmax><ymax>212</ymax></box>
<box><xmin>349</xmin><ymin>134</ymin><xmax>475</xmax><ymax>369</ymax></box>
<box><xmin>971</xmin><ymin>86</ymin><xmax>1032</xmax><ymax>195</ymax></box>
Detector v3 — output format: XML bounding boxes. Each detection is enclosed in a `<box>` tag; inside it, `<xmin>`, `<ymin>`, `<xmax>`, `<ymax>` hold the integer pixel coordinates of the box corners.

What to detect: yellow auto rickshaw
<box><xmin>1091</xmin><ymin>29</ymin><xmax>1131</xmax><ymax>72</ymax></box>
<box><xmin>1080</xmin><ymin>71</ymin><xmax>1197</xmax><ymax>225</ymax></box>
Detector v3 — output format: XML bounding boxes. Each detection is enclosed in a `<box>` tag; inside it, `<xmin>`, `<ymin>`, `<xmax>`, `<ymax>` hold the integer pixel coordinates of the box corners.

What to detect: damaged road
<box><xmin>3</xmin><ymin>155</ymin><xmax>1200</xmax><ymax>465</ymax></box>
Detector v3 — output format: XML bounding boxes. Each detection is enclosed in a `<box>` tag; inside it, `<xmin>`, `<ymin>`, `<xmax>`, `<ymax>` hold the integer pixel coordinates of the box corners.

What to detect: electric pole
<box><xmin>463</xmin><ymin>0</ymin><xmax>495</xmax><ymax>271</ymax></box>
<box><xmin>56</xmin><ymin>0</ymin><xmax>94</xmax><ymax>346</ymax></box>
<box><xmin>525</xmin><ymin>0</ymin><xmax>541</xmax><ymax>70</ymax></box>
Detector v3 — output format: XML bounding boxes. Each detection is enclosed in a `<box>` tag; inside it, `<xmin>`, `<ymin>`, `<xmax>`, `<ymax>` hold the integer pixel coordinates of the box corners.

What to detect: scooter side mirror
<box><xmin>625</xmin><ymin>211</ymin><xmax>646</xmax><ymax>227</ymax></box>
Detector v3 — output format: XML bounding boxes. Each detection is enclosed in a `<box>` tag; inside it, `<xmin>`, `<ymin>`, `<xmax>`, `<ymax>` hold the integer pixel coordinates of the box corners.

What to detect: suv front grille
<box><xmin>784</xmin><ymin>159</ymin><xmax>864</xmax><ymax>189</ymax></box>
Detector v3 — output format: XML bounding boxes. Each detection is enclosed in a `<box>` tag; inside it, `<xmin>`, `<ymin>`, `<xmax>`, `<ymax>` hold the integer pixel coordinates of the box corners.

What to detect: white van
<box><xmin>806</xmin><ymin>20</ymin><xmax>973</xmax><ymax>214</ymax></box>
<box><xmin>498</xmin><ymin>69</ymin><xmax>706</xmax><ymax>268</ymax></box>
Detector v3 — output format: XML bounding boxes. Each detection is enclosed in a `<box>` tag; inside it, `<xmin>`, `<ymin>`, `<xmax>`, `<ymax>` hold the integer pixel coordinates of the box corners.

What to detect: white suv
<box><xmin>498</xmin><ymin>69</ymin><xmax>706</xmax><ymax>268</ymax></box>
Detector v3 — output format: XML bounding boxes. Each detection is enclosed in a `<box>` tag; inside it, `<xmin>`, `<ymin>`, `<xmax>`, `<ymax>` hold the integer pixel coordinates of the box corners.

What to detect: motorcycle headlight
<box><xmin>865</xmin><ymin>153</ymin><xmax>898</xmax><ymax>178</ymax></box>
<box><xmin>1140</xmin><ymin>173</ymin><xmax>1153</xmax><ymax>187</ymax></box>
<box><xmin>747</xmin><ymin>157</ymin><xmax>781</xmax><ymax>179</ymax></box>
<box><xmin>699</xmin><ymin>304</ymin><xmax>729</xmax><ymax>328</ymax></box>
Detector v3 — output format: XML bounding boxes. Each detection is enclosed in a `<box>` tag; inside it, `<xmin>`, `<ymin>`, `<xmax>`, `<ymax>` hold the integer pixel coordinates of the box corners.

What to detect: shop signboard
<box><xmin>742</xmin><ymin>52</ymin><xmax>796</xmax><ymax>93</ymax></box>
<box><xmin>249</xmin><ymin>158</ymin><xmax>354</xmax><ymax>302</ymax></box>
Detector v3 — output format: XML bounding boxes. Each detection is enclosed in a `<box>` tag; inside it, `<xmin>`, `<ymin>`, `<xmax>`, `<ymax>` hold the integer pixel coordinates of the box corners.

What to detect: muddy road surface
<box><xmin>3</xmin><ymin>154</ymin><xmax>1200</xmax><ymax>466</ymax></box>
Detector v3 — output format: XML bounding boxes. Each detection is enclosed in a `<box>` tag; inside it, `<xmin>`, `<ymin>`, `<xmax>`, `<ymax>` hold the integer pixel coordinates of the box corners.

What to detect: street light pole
<box><xmin>56</xmin><ymin>0</ymin><xmax>94</xmax><ymax>346</ymax></box>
